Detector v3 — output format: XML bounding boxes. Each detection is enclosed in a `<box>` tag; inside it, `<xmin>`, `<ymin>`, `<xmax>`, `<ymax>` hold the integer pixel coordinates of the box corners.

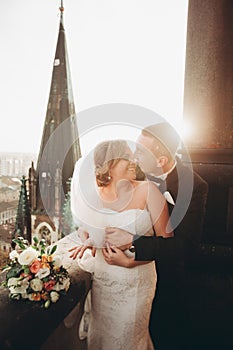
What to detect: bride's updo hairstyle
<box><xmin>94</xmin><ymin>140</ymin><xmax>128</xmax><ymax>187</ymax></box>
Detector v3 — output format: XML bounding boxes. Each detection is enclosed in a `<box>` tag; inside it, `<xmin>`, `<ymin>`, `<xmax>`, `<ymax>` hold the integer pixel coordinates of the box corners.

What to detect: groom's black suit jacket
<box><xmin>134</xmin><ymin>158</ymin><xmax>208</xmax><ymax>349</ymax></box>
<box><xmin>134</xmin><ymin>157</ymin><xmax>208</xmax><ymax>280</ymax></box>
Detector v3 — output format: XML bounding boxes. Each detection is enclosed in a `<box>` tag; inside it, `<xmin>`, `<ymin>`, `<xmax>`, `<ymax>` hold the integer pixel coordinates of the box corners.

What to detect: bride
<box><xmin>69</xmin><ymin>140</ymin><xmax>173</xmax><ymax>350</ymax></box>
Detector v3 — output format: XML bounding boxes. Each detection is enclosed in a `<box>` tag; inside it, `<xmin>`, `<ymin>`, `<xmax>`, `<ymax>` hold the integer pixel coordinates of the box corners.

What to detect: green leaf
<box><xmin>6</xmin><ymin>265</ymin><xmax>24</xmax><ymax>279</ymax></box>
<box><xmin>33</xmin><ymin>237</ymin><xmax>39</xmax><ymax>244</ymax></box>
<box><xmin>1</xmin><ymin>280</ymin><xmax>7</xmax><ymax>287</ymax></box>
<box><xmin>50</xmin><ymin>245</ymin><xmax>57</xmax><ymax>255</ymax></box>
<box><xmin>9</xmin><ymin>293</ymin><xmax>21</xmax><ymax>300</ymax></box>
<box><xmin>1</xmin><ymin>264</ymin><xmax>10</xmax><ymax>271</ymax></box>
<box><xmin>16</xmin><ymin>242</ymin><xmax>26</xmax><ymax>250</ymax></box>
<box><xmin>41</xmin><ymin>249</ymin><xmax>45</xmax><ymax>255</ymax></box>
<box><xmin>12</xmin><ymin>239</ymin><xmax>26</xmax><ymax>250</ymax></box>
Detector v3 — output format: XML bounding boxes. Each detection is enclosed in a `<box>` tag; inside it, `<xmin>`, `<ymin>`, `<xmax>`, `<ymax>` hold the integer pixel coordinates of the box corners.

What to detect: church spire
<box><xmin>32</xmin><ymin>3</ymin><xmax>81</xmax><ymax>237</ymax></box>
<box><xmin>59</xmin><ymin>0</ymin><xmax>64</xmax><ymax>23</ymax></box>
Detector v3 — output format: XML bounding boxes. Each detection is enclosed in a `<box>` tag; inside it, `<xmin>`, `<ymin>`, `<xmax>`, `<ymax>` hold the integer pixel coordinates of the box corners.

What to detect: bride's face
<box><xmin>110</xmin><ymin>147</ymin><xmax>136</xmax><ymax>182</ymax></box>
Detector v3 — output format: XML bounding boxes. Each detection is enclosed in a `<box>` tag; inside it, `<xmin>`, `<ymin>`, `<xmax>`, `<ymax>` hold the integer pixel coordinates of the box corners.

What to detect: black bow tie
<box><xmin>146</xmin><ymin>174</ymin><xmax>167</xmax><ymax>194</ymax></box>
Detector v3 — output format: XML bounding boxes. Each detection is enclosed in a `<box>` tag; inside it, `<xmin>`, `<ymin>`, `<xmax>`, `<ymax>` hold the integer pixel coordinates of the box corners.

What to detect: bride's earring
<box><xmin>107</xmin><ymin>173</ymin><xmax>112</xmax><ymax>181</ymax></box>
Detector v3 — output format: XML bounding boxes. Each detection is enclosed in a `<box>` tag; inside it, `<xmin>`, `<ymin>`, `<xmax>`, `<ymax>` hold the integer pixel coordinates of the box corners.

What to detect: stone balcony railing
<box><xmin>0</xmin><ymin>232</ymin><xmax>92</xmax><ymax>350</ymax></box>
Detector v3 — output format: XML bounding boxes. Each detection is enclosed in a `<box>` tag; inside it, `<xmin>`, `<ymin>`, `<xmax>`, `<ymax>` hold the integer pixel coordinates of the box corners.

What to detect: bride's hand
<box><xmin>69</xmin><ymin>238</ymin><xmax>97</xmax><ymax>259</ymax></box>
<box><xmin>102</xmin><ymin>243</ymin><xmax>133</xmax><ymax>268</ymax></box>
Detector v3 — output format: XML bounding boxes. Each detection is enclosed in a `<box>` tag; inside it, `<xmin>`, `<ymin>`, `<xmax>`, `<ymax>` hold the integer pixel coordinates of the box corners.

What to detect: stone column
<box><xmin>182</xmin><ymin>0</ymin><xmax>233</xmax><ymax>240</ymax></box>
<box><xmin>183</xmin><ymin>0</ymin><xmax>233</xmax><ymax>149</ymax></box>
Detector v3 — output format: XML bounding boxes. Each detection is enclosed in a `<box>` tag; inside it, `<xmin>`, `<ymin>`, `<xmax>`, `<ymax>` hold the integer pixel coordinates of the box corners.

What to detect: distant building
<box><xmin>0</xmin><ymin>201</ymin><xmax>18</xmax><ymax>226</ymax></box>
<box><xmin>0</xmin><ymin>226</ymin><xmax>12</xmax><ymax>253</ymax></box>
<box><xmin>0</xmin><ymin>153</ymin><xmax>36</xmax><ymax>177</ymax></box>
<box><xmin>0</xmin><ymin>177</ymin><xmax>20</xmax><ymax>252</ymax></box>
<box><xmin>0</xmin><ymin>202</ymin><xmax>17</xmax><ymax>254</ymax></box>
<box><xmin>0</xmin><ymin>187</ymin><xmax>19</xmax><ymax>202</ymax></box>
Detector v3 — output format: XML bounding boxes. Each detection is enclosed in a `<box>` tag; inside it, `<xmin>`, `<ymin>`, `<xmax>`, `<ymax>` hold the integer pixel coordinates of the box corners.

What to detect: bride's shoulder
<box><xmin>132</xmin><ymin>180</ymin><xmax>147</xmax><ymax>187</ymax></box>
<box><xmin>132</xmin><ymin>180</ymin><xmax>160</xmax><ymax>195</ymax></box>
<box><xmin>132</xmin><ymin>180</ymin><xmax>149</xmax><ymax>192</ymax></box>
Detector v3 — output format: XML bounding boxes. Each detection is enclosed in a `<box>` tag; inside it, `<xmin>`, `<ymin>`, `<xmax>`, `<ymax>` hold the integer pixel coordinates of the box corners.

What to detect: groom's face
<box><xmin>135</xmin><ymin>133</ymin><xmax>163</xmax><ymax>175</ymax></box>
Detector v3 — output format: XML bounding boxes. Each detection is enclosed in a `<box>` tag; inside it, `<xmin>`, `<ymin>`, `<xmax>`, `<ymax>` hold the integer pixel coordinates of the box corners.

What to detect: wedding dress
<box><xmin>71</xmin><ymin>159</ymin><xmax>156</xmax><ymax>349</ymax></box>
<box><xmin>78</xmin><ymin>208</ymin><xmax>156</xmax><ymax>350</ymax></box>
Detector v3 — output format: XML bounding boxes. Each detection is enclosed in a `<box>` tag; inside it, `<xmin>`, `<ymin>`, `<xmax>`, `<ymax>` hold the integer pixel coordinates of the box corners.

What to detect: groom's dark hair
<box><xmin>142</xmin><ymin>122</ymin><xmax>180</xmax><ymax>160</ymax></box>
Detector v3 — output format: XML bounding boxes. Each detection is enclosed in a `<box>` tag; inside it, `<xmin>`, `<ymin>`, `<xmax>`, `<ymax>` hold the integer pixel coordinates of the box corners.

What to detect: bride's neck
<box><xmin>100</xmin><ymin>179</ymin><xmax>134</xmax><ymax>207</ymax></box>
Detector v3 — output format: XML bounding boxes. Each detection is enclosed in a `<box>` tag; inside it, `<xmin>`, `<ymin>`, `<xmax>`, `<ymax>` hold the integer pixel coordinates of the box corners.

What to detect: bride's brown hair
<box><xmin>94</xmin><ymin>140</ymin><xmax>128</xmax><ymax>187</ymax></box>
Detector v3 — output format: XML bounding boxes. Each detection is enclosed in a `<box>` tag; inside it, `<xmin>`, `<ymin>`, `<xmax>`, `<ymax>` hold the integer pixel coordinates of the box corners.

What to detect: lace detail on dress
<box><xmin>80</xmin><ymin>209</ymin><xmax>156</xmax><ymax>350</ymax></box>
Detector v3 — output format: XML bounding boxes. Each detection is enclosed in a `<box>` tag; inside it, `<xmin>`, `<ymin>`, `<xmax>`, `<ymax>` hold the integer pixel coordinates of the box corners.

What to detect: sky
<box><xmin>0</xmin><ymin>0</ymin><xmax>188</xmax><ymax>156</ymax></box>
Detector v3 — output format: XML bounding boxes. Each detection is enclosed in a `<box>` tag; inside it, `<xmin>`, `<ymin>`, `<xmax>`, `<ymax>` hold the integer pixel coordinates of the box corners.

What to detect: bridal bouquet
<box><xmin>1</xmin><ymin>237</ymin><xmax>70</xmax><ymax>308</ymax></box>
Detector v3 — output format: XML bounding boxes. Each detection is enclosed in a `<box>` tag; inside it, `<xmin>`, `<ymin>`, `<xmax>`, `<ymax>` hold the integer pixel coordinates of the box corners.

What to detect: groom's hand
<box><xmin>105</xmin><ymin>227</ymin><xmax>133</xmax><ymax>251</ymax></box>
<box><xmin>102</xmin><ymin>243</ymin><xmax>133</xmax><ymax>268</ymax></box>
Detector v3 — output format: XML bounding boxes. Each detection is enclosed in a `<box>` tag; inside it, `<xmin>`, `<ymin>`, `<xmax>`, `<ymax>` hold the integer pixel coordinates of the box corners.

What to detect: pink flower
<box><xmin>44</xmin><ymin>280</ymin><xmax>56</xmax><ymax>291</ymax></box>
<box><xmin>30</xmin><ymin>259</ymin><xmax>41</xmax><ymax>274</ymax></box>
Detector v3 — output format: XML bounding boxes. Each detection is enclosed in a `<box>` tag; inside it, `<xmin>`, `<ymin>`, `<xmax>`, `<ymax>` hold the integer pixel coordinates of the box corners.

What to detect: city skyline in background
<box><xmin>1</xmin><ymin>0</ymin><xmax>188</xmax><ymax>157</ymax></box>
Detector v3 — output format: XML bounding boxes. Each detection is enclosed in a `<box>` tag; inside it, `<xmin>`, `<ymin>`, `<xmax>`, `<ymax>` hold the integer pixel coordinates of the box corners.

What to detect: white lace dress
<box><xmin>78</xmin><ymin>209</ymin><xmax>157</xmax><ymax>350</ymax></box>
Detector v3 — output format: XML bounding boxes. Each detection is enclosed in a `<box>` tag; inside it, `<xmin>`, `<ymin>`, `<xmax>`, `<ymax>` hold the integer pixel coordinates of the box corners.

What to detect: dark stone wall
<box><xmin>183</xmin><ymin>0</ymin><xmax>233</xmax><ymax>149</ymax></box>
<box><xmin>183</xmin><ymin>2</ymin><xmax>233</xmax><ymax>348</ymax></box>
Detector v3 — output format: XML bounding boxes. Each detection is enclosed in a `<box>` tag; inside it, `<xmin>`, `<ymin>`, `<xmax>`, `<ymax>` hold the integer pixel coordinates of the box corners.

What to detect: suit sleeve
<box><xmin>134</xmin><ymin>174</ymin><xmax>208</xmax><ymax>262</ymax></box>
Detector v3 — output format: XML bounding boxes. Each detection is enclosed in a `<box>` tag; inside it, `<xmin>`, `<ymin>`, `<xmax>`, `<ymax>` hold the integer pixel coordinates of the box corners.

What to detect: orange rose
<box><xmin>41</xmin><ymin>255</ymin><xmax>48</xmax><ymax>263</ymax></box>
<box><xmin>41</xmin><ymin>292</ymin><xmax>49</xmax><ymax>300</ymax></box>
<box><xmin>47</xmin><ymin>255</ymin><xmax>53</xmax><ymax>262</ymax></box>
<box><xmin>44</xmin><ymin>280</ymin><xmax>56</xmax><ymax>291</ymax></box>
<box><xmin>32</xmin><ymin>292</ymin><xmax>41</xmax><ymax>301</ymax></box>
<box><xmin>30</xmin><ymin>259</ymin><xmax>41</xmax><ymax>274</ymax></box>
<box><xmin>41</xmin><ymin>262</ymin><xmax>50</xmax><ymax>269</ymax></box>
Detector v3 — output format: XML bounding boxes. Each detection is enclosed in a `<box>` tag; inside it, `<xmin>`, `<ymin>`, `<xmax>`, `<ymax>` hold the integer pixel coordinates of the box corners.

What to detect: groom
<box><xmin>104</xmin><ymin>122</ymin><xmax>208</xmax><ymax>350</ymax></box>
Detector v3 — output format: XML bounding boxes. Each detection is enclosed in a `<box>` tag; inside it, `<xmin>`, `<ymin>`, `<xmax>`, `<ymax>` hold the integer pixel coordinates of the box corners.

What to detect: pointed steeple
<box><xmin>13</xmin><ymin>176</ymin><xmax>31</xmax><ymax>243</ymax></box>
<box><xmin>59</xmin><ymin>0</ymin><xmax>64</xmax><ymax>22</ymax></box>
<box><xmin>35</xmin><ymin>2</ymin><xmax>81</xmax><ymax>219</ymax></box>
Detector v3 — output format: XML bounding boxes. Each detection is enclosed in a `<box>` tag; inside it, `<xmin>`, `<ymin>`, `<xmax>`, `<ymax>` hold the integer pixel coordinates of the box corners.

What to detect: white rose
<box><xmin>30</xmin><ymin>278</ymin><xmax>43</xmax><ymax>292</ymax></box>
<box><xmin>7</xmin><ymin>277</ymin><xmax>20</xmax><ymax>287</ymax></box>
<box><xmin>18</xmin><ymin>247</ymin><xmax>39</xmax><ymax>266</ymax></box>
<box><xmin>21</xmin><ymin>293</ymin><xmax>29</xmax><ymax>299</ymax></box>
<box><xmin>53</xmin><ymin>256</ymin><xmax>62</xmax><ymax>268</ymax></box>
<box><xmin>8</xmin><ymin>277</ymin><xmax>29</xmax><ymax>294</ymax></box>
<box><xmin>10</xmin><ymin>294</ymin><xmax>21</xmax><ymax>300</ymax></box>
<box><xmin>35</xmin><ymin>267</ymin><xmax>50</xmax><ymax>279</ymax></box>
<box><xmin>50</xmin><ymin>291</ymin><xmax>60</xmax><ymax>303</ymax></box>
<box><xmin>28</xmin><ymin>294</ymin><xmax>34</xmax><ymax>301</ymax></box>
<box><xmin>53</xmin><ymin>277</ymin><xmax>70</xmax><ymax>292</ymax></box>
<box><xmin>63</xmin><ymin>278</ymin><xmax>70</xmax><ymax>292</ymax></box>
<box><xmin>9</xmin><ymin>250</ymin><xmax>19</xmax><ymax>260</ymax></box>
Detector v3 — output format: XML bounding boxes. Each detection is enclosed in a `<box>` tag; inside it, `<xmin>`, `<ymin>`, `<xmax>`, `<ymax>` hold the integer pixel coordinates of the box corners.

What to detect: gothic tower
<box><xmin>28</xmin><ymin>2</ymin><xmax>81</xmax><ymax>244</ymax></box>
<box><xmin>13</xmin><ymin>176</ymin><xmax>31</xmax><ymax>244</ymax></box>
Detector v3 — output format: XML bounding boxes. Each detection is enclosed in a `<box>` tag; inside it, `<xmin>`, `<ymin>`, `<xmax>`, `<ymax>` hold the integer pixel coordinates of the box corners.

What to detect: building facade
<box><xmin>0</xmin><ymin>153</ymin><xmax>36</xmax><ymax>177</ymax></box>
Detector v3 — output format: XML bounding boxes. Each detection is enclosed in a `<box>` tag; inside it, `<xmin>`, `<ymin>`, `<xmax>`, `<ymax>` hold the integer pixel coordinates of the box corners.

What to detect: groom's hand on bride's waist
<box><xmin>105</xmin><ymin>227</ymin><xmax>133</xmax><ymax>251</ymax></box>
